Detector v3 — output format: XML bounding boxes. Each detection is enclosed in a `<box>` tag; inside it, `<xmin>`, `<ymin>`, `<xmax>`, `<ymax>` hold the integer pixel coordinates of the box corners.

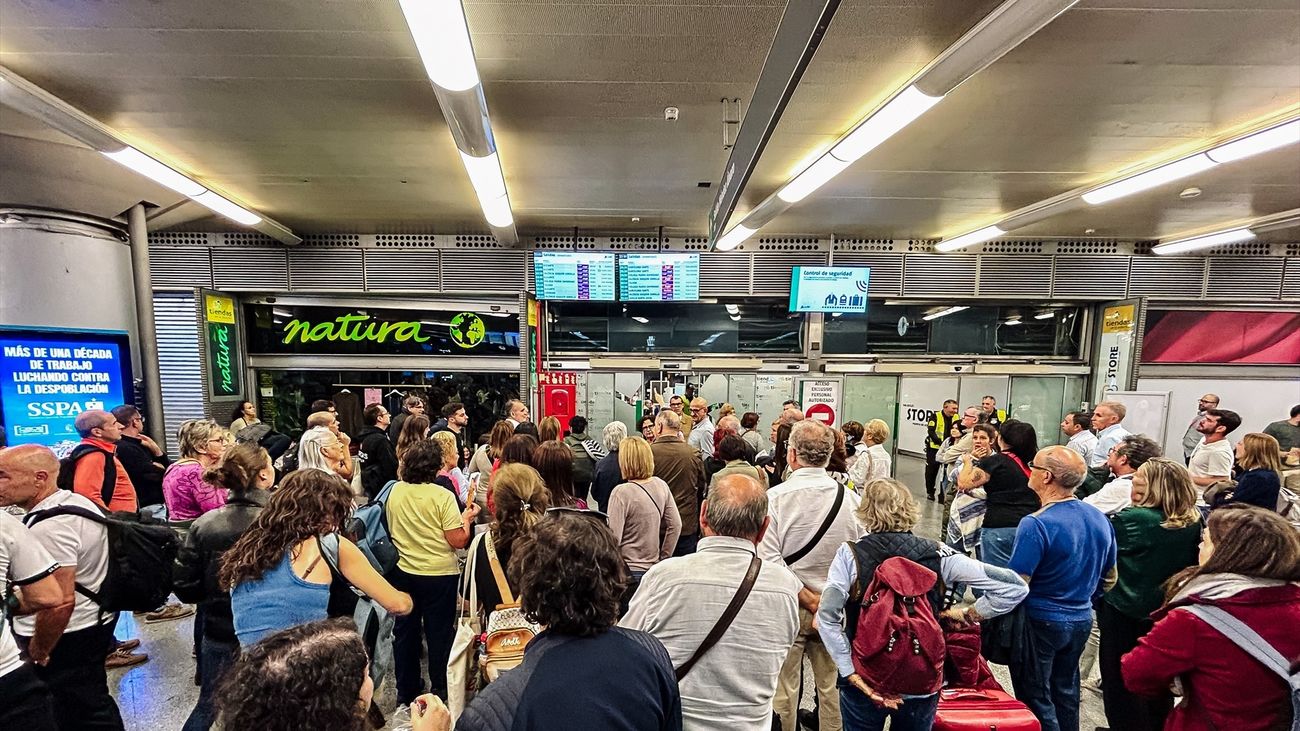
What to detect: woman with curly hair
<box><xmin>222</xmin><ymin>469</ymin><xmax>411</xmax><ymax>648</ymax></box>
<box><xmin>215</xmin><ymin>618</ymin><xmax>448</xmax><ymax>731</ymax></box>
<box><xmin>470</xmin><ymin>463</ymin><xmax>550</xmax><ymax>613</ymax></box>
<box><xmin>457</xmin><ymin>511</ymin><xmax>682</xmax><ymax>731</ymax></box>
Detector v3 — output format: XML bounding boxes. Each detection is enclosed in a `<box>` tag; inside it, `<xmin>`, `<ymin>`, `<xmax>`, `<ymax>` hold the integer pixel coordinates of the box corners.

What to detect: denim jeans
<box><xmin>182</xmin><ymin>636</ymin><xmax>238</xmax><ymax>731</ymax></box>
<box><xmin>979</xmin><ymin>526</ymin><xmax>1018</xmax><ymax>569</ymax></box>
<box><xmin>1010</xmin><ymin>616</ymin><xmax>1093</xmax><ymax>731</ymax></box>
<box><xmin>837</xmin><ymin>677</ymin><xmax>938</xmax><ymax>731</ymax></box>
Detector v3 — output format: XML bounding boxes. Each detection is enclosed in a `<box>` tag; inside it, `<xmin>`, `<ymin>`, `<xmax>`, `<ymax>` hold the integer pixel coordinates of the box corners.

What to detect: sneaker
<box><xmin>105</xmin><ymin>648</ymin><xmax>149</xmax><ymax>669</ymax></box>
<box><xmin>114</xmin><ymin>638</ymin><xmax>141</xmax><ymax>652</ymax></box>
<box><xmin>144</xmin><ymin>603</ymin><xmax>195</xmax><ymax>623</ymax></box>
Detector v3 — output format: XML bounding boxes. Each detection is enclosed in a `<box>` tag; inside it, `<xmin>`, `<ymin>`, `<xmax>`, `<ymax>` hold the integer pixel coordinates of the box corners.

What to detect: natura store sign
<box><xmin>245</xmin><ymin>304</ymin><xmax>519</xmax><ymax>357</ymax></box>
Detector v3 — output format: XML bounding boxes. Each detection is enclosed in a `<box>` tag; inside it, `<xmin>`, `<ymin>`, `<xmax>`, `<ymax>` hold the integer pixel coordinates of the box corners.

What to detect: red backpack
<box><xmin>850</xmin><ymin>556</ymin><xmax>946</xmax><ymax>697</ymax></box>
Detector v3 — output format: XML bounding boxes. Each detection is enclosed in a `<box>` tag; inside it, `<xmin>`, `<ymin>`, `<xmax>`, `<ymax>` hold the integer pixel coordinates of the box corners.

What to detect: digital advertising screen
<box><xmin>788</xmin><ymin>266</ymin><xmax>870</xmax><ymax>313</ymax></box>
<box><xmin>533</xmin><ymin>252</ymin><xmax>617</xmax><ymax>301</ymax></box>
<box><xmin>0</xmin><ymin>328</ymin><xmax>134</xmax><ymax>452</ymax></box>
<box><xmin>618</xmin><ymin>253</ymin><xmax>700</xmax><ymax>301</ymax></box>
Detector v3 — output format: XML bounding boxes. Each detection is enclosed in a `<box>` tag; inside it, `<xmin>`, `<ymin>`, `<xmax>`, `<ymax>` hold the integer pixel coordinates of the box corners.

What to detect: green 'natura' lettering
<box><xmin>282</xmin><ymin>314</ymin><xmax>432</xmax><ymax>345</ymax></box>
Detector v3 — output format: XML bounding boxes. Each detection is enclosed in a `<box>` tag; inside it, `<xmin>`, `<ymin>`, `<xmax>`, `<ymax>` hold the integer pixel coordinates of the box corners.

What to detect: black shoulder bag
<box><xmin>783</xmin><ymin>486</ymin><xmax>846</xmax><ymax>565</ymax></box>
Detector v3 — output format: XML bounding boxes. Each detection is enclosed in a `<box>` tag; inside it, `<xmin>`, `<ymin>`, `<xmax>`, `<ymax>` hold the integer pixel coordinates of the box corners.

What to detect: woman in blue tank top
<box><xmin>220</xmin><ymin>469</ymin><xmax>412</xmax><ymax>648</ymax></box>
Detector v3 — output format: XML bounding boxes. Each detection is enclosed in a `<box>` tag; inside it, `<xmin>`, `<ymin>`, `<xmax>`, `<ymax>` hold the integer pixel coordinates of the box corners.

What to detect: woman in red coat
<box><xmin>1121</xmin><ymin>504</ymin><xmax>1300</xmax><ymax>731</ymax></box>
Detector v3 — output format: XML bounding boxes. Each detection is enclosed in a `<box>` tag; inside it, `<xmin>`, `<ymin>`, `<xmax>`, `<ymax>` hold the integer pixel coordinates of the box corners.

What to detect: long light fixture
<box><xmin>922</xmin><ymin>306</ymin><xmax>969</xmax><ymax>321</ymax></box>
<box><xmin>1034</xmin><ymin>310</ymin><xmax>1056</xmax><ymax>320</ymax></box>
<box><xmin>1153</xmin><ymin>228</ymin><xmax>1255</xmax><ymax>255</ymax></box>
<box><xmin>712</xmin><ymin>0</ymin><xmax>1080</xmax><ymax>251</ymax></box>
<box><xmin>937</xmin><ymin>113</ymin><xmax>1300</xmax><ymax>252</ymax></box>
<box><xmin>0</xmin><ymin>65</ymin><xmax>295</xmax><ymax>242</ymax></box>
<box><xmin>399</xmin><ymin>0</ymin><xmax>519</xmax><ymax>244</ymax></box>
<box><xmin>1003</xmin><ymin>318</ymin><xmax>1022</xmax><ymax>326</ymax></box>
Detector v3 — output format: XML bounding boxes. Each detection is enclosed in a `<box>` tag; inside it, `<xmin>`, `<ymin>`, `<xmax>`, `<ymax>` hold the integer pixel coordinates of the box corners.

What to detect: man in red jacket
<box><xmin>69</xmin><ymin>410</ymin><xmax>138</xmax><ymax>513</ymax></box>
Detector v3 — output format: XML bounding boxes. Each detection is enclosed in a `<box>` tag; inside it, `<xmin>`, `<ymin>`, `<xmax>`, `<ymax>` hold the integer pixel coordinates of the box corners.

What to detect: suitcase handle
<box><xmin>940</xmin><ymin>688</ymin><xmax>998</xmax><ymax>701</ymax></box>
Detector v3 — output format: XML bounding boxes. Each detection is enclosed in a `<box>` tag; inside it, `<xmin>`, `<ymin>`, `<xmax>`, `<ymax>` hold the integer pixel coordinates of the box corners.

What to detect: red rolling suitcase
<box><xmin>933</xmin><ymin>688</ymin><xmax>1041</xmax><ymax>731</ymax></box>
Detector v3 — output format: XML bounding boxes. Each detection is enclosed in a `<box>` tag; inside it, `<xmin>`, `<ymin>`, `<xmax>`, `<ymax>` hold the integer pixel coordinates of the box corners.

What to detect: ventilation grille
<box><xmin>1133</xmin><ymin>241</ymin><xmax>1157</xmax><ymax>255</ymax></box>
<box><xmin>751</xmin><ymin>252</ymin><xmax>828</xmax><ymax>295</ymax></box>
<box><xmin>833</xmin><ymin>238</ymin><xmax>893</xmax><ymax>252</ymax></box>
<box><xmin>699</xmin><ymin>252</ymin><xmax>749</xmax><ymax>296</ymax></box>
<box><xmin>978</xmin><ymin>255</ymin><xmax>1052</xmax><ymax>297</ymax></box>
<box><xmin>828</xmin><ymin>252</ymin><xmax>903</xmax><ymax>297</ymax></box>
<box><xmin>1205</xmin><ymin>240</ymin><xmax>1271</xmax><ymax>256</ymax></box>
<box><xmin>1205</xmin><ymin>258</ymin><xmax>1284</xmax><ymax>299</ymax></box>
<box><xmin>211</xmin><ymin>248</ymin><xmax>288</xmax><ymax>290</ymax></box>
<box><xmin>150</xmin><ymin>247</ymin><xmax>213</xmax><ymax>288</ymax></box>
<box><xmin>983</xmin><ymin>240</ymin><xmax>1045</xmax><ymax>255</ymax></box>
<box><xmin>904</xmin><ymin>254</ymin><xmax>976</xmax><ymax>296</ymax></box>
<box><xmin>1051</xmin><ymin>256</ymin><xmax>1130</xmax><ymax>299</ymax></box>
<box><xmin>221</xmin><ymin>232</ymin><xmax>279</xmax><ymax>247</ymax></box>
<box><xmin>153</xmin><ymin>293</ymin><xmax>205</xmax><ymax>456</ymax></box>
<box><xmin>375</xmin><ymin>234</ymin><xmax>442</xmax><ymax>248</ymax></box>
<box><xmin>906</xmin><ymin>239</ymin><xmax>937</xmax><ymax>253</ymax></box>
<box><xmin>1284</xmin><ymin>259</ymin><xmax>1300</xmax><ymax>300</ymax></box>
<box><xmin>151</xmin><ymin>231</ymin><xmax>211</xmax><ymax>246</ymax></box>
<box><xmin>605</xmin><ymin>236</ymin><xmax>661</xmax><ymax>250</ymax></box>
<box><xmin>1128</xmin><ymin>257</ymin><xmax>1207</xmax><ymax>298</ymax></box>
<box><xmin>364</xmin><ymin>249</ymin><xmax>441</xmax><ymax>291</ymax></box>
<box><xmin>299</xmin><ymin>233</ymin><xmax>361</xmax><ymax>248</ymax></box>
<box><xmin>755</xmin><ymin>236</ymin><xmax>824</xmax><ymax>252</ymax></box>
<box><xmin>440</xmin><ymin>250</ymin><xmax>527</xmax><ymax>292</ymax></box>
<box><xmin>288</xmin><ymin>248</ymin><xmax>364</xmax><ymax>291</ymax></box>
<box><xmin>1056</xmin><ymin>240</ymin><xmax>1120</xmax><ymax>255</ymax></box>
<box><xmin>665</xmin><ymin>236</ymin><xmax>711</xmax><ymax>251</ymax></box>
<box><xmin>1286</xmin><ymin>243</ymin><xmax>1300</xmax><ymax>257</ymax></box>
<box><xmin>454</xmin><ymin>234</ymin><xmax>503</xmax><ymax>248</ymax></box>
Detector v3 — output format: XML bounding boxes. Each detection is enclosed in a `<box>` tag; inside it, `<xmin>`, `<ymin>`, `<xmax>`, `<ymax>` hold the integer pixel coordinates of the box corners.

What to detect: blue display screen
<box><xmin>788</xmin><ymin>266</ymin><xmax>870</xmax><ymax>313</ymax></box>
<box><xmin>618</xmin><ymin>253</ymin><xmax>700</xmax><ymax>301</ymax></box>
<box><xmin>0</xmin><ymin>329</ymin><xmax>133</xmax><ymax>452</ymax></box>
<box><xmin>533</xmin><ymin>252</ymin><xmax>617</xmax><ymax>301</ymax></box>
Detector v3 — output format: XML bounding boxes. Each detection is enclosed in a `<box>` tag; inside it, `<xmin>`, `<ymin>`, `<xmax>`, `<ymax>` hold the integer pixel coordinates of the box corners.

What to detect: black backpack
<box><xmin>23</xmin><ymin>505</ymin><xmax>179</xmax><ymax>613</ymax></box>
<box><xmin>56</xmin><ymin>443</ymin><xmax>116</xmax><ymax>506</ymax></box>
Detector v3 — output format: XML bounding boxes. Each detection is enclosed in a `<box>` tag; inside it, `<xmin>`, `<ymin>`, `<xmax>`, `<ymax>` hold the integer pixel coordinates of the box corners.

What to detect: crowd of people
<box><xmin>0</xmin><ymin>393</ymin><xmax>1297</xmax><ymax>731</ymax></box>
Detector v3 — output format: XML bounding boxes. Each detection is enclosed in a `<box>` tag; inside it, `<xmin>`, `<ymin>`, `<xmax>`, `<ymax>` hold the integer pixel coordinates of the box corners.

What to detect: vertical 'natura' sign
<box><xmin>203</xmin><ymin>292</ymin><xmax>243</xmax><ymax>399</ymax></box>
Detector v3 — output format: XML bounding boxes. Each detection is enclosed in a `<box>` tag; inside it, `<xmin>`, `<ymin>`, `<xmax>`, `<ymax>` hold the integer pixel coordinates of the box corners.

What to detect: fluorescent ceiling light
<box><xmin>102</xmin><ymin>147</ymin><xmax>207</xmax><ymax>197</ymax></box>
<box><xmin>715</xmin><ymin>224</ymin><xmax>756</xmax><ymax>251</ymax></box>
<box><xmin>1153</xmin><ymin>228</ymin><xmax>1255</xmax><ymax>255</ymax></box>
<box><xmin>724</xmin><ymin>304</ymin><xmax>740</xmax><ymax>315</ymax></box>
<box><xmin>935</xmin><ymin>225</ymin><xmax>1005</xmax><ymax>252</ymax></box>
<box><xmin>1082</xmin><ymin>153</ymin><xmax>1218</xmax><ymax>205</ymax></box>
<box><xmin>398</xmin><ymin>0</ymin><xmax>480</xmax><ymax>92</ymax></box>
<box><xmin>922</xmin><ymin>306</ymin><xmax>968</xmax><ymax>321</ymax></box>
<box><xmin>777</xmin><ymin>154</ymin><xmax>850</xmax><ymax>203</ymax></box>
<box><xmin>631</xmin><ymin>316</ymin><xmax>649</xmax><ymax>324</ymax></box>
<box><xmin>192</xmin><ymin>191</ymin><xmax>261</xmax><ymax>225</ymax></box>
<box><xmin>479</xmin><ymin>193</ymin><xmax>513</xmax><ymax>228</ymax></box>
<box><xmin>1034</xmin><ymin>311</ymin><xmax>1055</xmax><ymax>320</ymax></box>
<box><xmin>459</xmin><ymin>151</ymin><xmax>507</xmax><ymax>201</ymax></box>
<box><xmin>831</xmin><ymin>86</ymin><xmax>944</xmax><ymax>162</ymax></box>
<box><xmin>1207</xmin><ymin>120</ymin><xmax>1300</xmax><ymax>164</ymax></box>
<box><xmin>1004</xmin><ymin>319</ymin><xmax>1022</xmax><ymax>326</ymax></box>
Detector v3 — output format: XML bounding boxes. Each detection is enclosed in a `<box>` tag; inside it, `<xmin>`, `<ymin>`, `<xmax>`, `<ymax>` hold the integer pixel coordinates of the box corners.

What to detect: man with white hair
<box><xmin>304</xmin><ymin>410</ymin><xmax>353</xmax><ymax>480</ymax></box>
<box><xmin>591</xmin><ymin>421</ymin><xmax>628</xmax><ymax>511</ymax></box>
<box><xmin>1010</xmin><ymin>445</ymin><xmax>1117</xmax><ymax>731</ymax></box>
<box><xmin>760</xmin><ymin>420</ymin><xmax>862</xmax><ymax>731</ymax></box>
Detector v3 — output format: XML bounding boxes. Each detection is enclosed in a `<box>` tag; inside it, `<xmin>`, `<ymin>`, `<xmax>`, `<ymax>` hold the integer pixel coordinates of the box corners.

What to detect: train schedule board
<box><xmin>618</xmin><ymin>253</ymin><xmax>700</xmax><ymax>301</ymax></box>
<box><xmin>533</xmin><ymin>252</ymin><xmax>617</xmax><ymax>301</ymax></box>
<box><xmin>0</xmin><ymin>327</ymin><xmax>133</xmax><ymax>452</ymax></box>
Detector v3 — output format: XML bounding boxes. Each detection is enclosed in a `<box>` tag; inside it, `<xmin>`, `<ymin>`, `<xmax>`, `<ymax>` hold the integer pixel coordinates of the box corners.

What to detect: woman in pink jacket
<box><xmin>164</xmin><ymin>419</ymin><xmax>234</xmax><ymax>522</ymax></box>
<box><xmin>1122</xmin><ymin>504</ymin><xmax>1300</xmax><ymax>731</ymax></box>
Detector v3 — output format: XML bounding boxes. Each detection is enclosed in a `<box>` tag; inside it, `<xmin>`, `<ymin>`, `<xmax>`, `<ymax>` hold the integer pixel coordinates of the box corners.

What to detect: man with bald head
<box><xmin>67</xmin><ymin>409</ymin><xmax>137</xmax><ymax>513</ymax></box>
<box><xmin>1007</xmin><ymin>446</ymin><xmax>1117</xmax><ymax>731</ymax></box>
<box><xmin>622</xmin><ymin>474</ymin><xmax>801</xmax><ymax>730</ymax></box>
<box><xmin>0</xmin><ymin>445</ymin><xmax>127</xmax><ymax>729</ymax></box>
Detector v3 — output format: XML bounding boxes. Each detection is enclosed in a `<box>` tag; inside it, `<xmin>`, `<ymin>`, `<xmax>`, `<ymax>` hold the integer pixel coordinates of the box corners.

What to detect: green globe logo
<box><xmin>449</xmin><ymin>312</ymin><xmax>486</xmax><ymax>348</ymax></box>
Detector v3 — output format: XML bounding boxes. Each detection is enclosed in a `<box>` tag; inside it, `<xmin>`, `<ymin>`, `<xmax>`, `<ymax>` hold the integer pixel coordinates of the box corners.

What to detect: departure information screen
<box><xmin>533</xmin><ymin>252</ymin><xmax>617</xmax><ymax>300</ymax></box>
<box><xmin>617</xmin><ymin>253</ymin><xmax>700</xmax><ymax>301</ymax></box>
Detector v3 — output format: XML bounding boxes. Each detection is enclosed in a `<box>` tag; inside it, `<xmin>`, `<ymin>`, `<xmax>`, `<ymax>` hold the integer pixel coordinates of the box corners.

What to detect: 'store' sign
<box><xmin>800</xmin><ymin>380</ymin><xmax>841</xmax><ymax>427</ymax></box>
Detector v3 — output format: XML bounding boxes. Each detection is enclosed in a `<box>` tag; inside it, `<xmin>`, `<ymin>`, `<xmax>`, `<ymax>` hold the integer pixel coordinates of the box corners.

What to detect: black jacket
<box><xmin>357</xmin><ymin>426</ymin><xmax>398</xmax><ymax>500</ymax></box>
<box><xmin>116</xmin><ymin>434</ymin><xmax>169</xmax><ymax>508</ymax></box>
<box><xmin>591</xmin><ymin>448</ymin><xmax>622</xmax><ymax>511</ymax></box>
<box><xmin>173</xmin><ymin>492</ymin><xmax>268</xmax><ymax>643</ymax></box>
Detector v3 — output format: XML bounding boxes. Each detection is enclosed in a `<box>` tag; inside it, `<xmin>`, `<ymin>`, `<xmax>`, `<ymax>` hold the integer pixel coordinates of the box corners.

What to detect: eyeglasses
<box><xmin>545</xmin><ymin>506</ymin><xmax>609</xmax><ymax>524</ymax></box>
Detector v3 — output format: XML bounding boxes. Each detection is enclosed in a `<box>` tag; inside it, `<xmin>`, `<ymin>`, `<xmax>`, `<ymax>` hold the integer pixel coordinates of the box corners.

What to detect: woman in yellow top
<box><xmin>386</xmin><ymin>438</ymin><xmax>481</xmax><ymax>715</ymax></box>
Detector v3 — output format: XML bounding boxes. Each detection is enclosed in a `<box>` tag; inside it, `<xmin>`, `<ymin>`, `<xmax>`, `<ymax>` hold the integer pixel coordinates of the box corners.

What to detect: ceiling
<box><xmin>0</xmin><ymin>0</ymin><xmax>1297</xmax><ymax>243</ymax></box>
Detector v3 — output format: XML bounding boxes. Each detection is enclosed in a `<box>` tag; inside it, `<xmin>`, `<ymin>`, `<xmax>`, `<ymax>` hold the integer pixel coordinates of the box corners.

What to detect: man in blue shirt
<box><xmin>1008</xmin><ymin>446</ymin><xmax>1117</xmax><ymax>731</ymax></box>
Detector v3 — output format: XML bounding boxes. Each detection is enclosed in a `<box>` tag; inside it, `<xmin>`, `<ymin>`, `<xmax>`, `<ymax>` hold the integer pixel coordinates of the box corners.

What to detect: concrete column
<box><xmin>127</xmin><ymin>204</ymin><xmax>166</xmax><ymax>443</ymax></box>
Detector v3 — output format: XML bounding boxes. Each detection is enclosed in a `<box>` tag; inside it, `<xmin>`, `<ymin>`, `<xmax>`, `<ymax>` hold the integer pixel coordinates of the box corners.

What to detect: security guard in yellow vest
<box><xmin>925</xmin><ymin>400</ymin><xmax>960</xmax><ymax>500</ymax></box>
<box><xmin>980</xmin><ymin>395</ymin><xmax>1008</xmax><ymax>427</ymax></box>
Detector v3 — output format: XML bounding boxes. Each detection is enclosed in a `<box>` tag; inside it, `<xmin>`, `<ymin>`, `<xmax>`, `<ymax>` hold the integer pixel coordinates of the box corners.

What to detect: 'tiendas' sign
<box><xmin>203</xmin><ymin>292</ymin><xmax>243</xmax><ymax>399</ymax></box>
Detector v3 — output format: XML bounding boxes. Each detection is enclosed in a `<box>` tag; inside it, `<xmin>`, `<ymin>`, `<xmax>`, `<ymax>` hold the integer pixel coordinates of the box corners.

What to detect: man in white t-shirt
<box><xmin>1187</xmin><ymin>409</ymin><xmax>1241</xmax><ymax>489</ymax></box>
<box><xmin>1084</xmin><ymin>434</ymin><xmax>1161</xmax><ymax>516</ymax></box>
<box><xmin>0</xmin><ymin>445</ymin><xmax>124</xmax><ymax>730</ymax></box>
<box><xmin>0</xmin><ymin>510</ymin><xmax>62</xmax><ymax>728</ymax></box>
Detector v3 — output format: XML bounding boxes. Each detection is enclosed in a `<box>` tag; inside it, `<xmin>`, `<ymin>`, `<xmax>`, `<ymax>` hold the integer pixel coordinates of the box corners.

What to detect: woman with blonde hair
<box><xmin>537</xmin><ymin>415</ymin><xmax>562</xmax><ymax>443</ymax></box>
<box><xmin>1215</xmin><ymin>432</ymin><xmax>1284</xmax><ymax>511</ymax></box>
<box><xmin>165</xmin><ymin>419</ymin><xmax>234</xmax><ymax>522</ymax></box>
<box><xmin>1097</xmin><ymin>458</ymin><xmax>1201</xmax><ymax>731</ymax></box>
<box><xmin>816</xmin><ymin>477</ymin><xmax>1027</xmax><ymax>727</ymax></box>
<box><xmin>607</xmin><ymin>437</ymin><xmax>681</xmax><ymax>583</ymax></box>
<box><xmin>848</xmin><ymin>419</ymin><xmax>892</xmax><ymax>490</ymax></box>
<box><xmin>430</xmin><ymin>430</ymin><xmax>468</xmax><ymax>506</ymax></box>
<box><xmin>467</xmin><ymin>463</ymin><xmax>550</xmax><ymax>614</ymax></box>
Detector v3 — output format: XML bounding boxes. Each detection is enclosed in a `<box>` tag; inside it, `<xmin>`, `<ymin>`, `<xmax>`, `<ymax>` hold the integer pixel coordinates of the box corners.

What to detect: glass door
<box><xmin>1008</xmin><ymin>376</ymin><xmax>1087</xmax><ymax>448</ymax></box>
<box><xmin>843</xmin><ymin>375</ymin><xmax>900</xmax><ymax>461</ymax></box>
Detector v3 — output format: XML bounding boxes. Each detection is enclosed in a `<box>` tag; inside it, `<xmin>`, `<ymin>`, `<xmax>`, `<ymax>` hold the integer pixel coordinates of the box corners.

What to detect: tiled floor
<box><xmin>110</xmin><ymin>454</ymin><xmax>1106</xmax><ymax>729</ymax></box>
